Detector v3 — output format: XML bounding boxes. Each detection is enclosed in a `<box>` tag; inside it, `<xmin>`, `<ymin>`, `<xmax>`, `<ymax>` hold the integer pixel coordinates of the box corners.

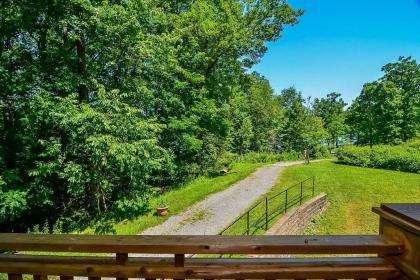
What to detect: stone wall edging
<box><xmin>265</xmin><ymin>192</ymin><xmax>329</xmax><ymax>235</ymax></box>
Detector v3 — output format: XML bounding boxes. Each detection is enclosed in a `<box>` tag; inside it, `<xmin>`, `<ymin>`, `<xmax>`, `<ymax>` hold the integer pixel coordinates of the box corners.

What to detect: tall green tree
<box><xmin>381</xmin><ymin>56</ymin><xmax>420</xmax><ymax>141</ymax></box>
<box><xmin>347</xmin><ymin>57</ymin><xmax>419</xmax><ymax>146</ymax></box>
<box><xmin>347</xmin><ymin>81</ymin><xmax>403</xmax><ymax>146</ymax></box>
<box><xmin>278</xmin><ymin>87</ymin><xmax>326</xmax><ymax>154</ymax></box>
<box><xmin>313</xmin><ymin>92</ymin><xmax>348</xmax><ymax>148</ymax></box>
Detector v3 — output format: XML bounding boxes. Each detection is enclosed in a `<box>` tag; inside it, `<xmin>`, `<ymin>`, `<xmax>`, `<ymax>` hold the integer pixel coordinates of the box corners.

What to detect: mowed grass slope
<box><xmin>276</xmin><ymin>161</ymin><xmax>420</xmax><ymax>234</ymax></box>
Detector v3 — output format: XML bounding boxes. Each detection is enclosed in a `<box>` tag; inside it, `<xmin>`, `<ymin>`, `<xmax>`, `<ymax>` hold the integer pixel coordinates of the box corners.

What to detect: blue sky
<box><xmin>253</xmin><ymin>0</ymin><xmax>420</xmax><ymax>104</ymax></box>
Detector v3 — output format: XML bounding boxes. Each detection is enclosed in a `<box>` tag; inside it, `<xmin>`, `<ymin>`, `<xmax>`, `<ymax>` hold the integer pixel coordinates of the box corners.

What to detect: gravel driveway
<box><xmin>141</xmin><ymin>161</ymin><xmax>308</xmax><ymax>235</ymax></box>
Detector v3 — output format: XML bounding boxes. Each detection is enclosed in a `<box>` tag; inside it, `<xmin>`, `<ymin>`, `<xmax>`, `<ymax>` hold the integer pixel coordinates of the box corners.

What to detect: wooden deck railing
<box><xmin>0</xmin><ymin>203</ymin><xmax>418</xmax><ymax>280</ymax></box>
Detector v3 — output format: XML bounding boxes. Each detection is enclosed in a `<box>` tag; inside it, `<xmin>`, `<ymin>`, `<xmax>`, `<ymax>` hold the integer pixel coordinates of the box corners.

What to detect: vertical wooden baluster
<box><xmin>116</xmin><ymin>252</ymin><xmax>128</xmax><ymax>280</ymax></box>
<box><xmin>34</xmin><ymin>276</ymin><xmax>48</xmax><ymax>280</ymax></box>
<box><xmin>60</xmin><ymin>276</ymin><xmax>73</xmax><ymax>280</ymax></box>
<box><xmin>174</xmin><ymin>253</ymin><xmax>185</xmax><ymax>280</ymax></box>
<box><xmin>8</xmin><ymin>274</ymin><xmax>22</xmax><ymax>280</ymax></box>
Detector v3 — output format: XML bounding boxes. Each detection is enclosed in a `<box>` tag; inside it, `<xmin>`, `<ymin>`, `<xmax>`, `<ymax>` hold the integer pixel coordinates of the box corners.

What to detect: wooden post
<box><xmin>174</xmin><ymin>253</ymin><xmax>185</xmax><ymax>280</ymax></box>
<box><xmin>8</xmin><ymin>274</ymin><xmax>22</xmax><ymax>280</ymax></box>
<box><xmin>116</xmin><ymin>253</ymin><xmax>128</xmax><ymax>280</ymax></box>
<box><xmin>373</xmin><ymin>203</ymin><xmax>419</xmax><ymax>280</ymax></box>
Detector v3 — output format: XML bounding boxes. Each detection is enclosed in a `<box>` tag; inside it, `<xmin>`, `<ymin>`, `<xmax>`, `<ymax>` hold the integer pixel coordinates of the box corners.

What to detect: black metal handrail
<box><xmin>220</xmin><ymin>176</ymin><xmax>315</xmax><ymax>236</ymax></box>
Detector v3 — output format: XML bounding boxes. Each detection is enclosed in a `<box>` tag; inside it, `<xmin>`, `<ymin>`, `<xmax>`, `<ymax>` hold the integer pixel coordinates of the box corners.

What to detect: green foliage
<box><xmin>336</xmin><ymin>140</ymin><xmax>420</xmax><ymax>173</ymax></box>
<box><xmin>238</xmin><ymin>152</ymin><xmax>301</xmax><ymax>164</ymax></box>
<box><xmin>0</xmin><ymin>0</ymin><xmax>306</xmax><ymax>232</ymax></box>
<box><xmin>313</xmin><ymin>92</ymin><xmax>348</xmax><ymax>147</ymax></box>
<box><xmin>94</xmin><ymin>162</ymin><xmax>266</xmax><ymax>235</ymax></box>
<box><xmin>347</xmin><ymin>57</ymin><xmax>419</xmax><ymax>145</ymax></box>
<box><xmin>278</xmin><ymin>87</ymin><xmax>328</xmax><ymax>155</ymax></box>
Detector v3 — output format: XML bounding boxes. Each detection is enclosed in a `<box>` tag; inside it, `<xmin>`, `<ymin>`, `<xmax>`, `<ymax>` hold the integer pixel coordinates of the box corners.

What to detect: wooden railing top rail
<box><xmin>0</xmin><ymin>233</ymin><xmax>404</xmax><ymax>254</ymax></box>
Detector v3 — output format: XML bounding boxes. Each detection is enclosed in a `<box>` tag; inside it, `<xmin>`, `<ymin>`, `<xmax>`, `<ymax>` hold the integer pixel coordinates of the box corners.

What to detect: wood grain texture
<box><xmin>0</xmin><ymin>257</ymin><xmax>400</xmax><ymax>279</ymax></box>
<box><xmin>0</xmin><ymin>234</ymin><xmax>404</xmax><ymax>254</ymax></box>
<box><xmin>381</xmin><ymin>203</ymin><xmax>420</xmax><ymax>227</ymax></box>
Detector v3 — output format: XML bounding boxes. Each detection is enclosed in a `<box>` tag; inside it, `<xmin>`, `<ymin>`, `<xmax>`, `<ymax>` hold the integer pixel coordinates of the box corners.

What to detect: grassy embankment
<box><xmin>85</xmin><ymin>152</ymin><xmax>302</xmax><ymax>235</ymax></box>
<box><xmin>99</xmin><ymin>162</ymin><xmax>267</xmax><ymax>235</ymax></box>
<box><xmin>224</xmin><ymin>160</ymin><xmax>420</xmax><ymax>235</ymax></box>
<box><xmin>281</xmin><ymin>161</ymin><xmax>420</xmax><ymax>234</ymax></box>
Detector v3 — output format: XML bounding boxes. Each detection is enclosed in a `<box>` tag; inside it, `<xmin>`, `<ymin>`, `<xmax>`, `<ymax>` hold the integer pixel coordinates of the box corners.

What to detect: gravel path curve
<box><xmin>141</xmin><ymin>161</ymin><xmax>309</xmax><ymax>236</ymax></box>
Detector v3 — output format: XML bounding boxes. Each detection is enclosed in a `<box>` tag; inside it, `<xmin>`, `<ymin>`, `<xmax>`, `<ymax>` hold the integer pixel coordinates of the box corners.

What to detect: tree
<box><xmin>278</xmin><ymin>87</ymin><xmax>307</xmax><ymax>152</ymax></box>
<box><xmin>313</xmin><ymin>92</ymin><xmax>348</xmax><ymax>148</ymax></box>
<box><xmin>346</xmin><ymin>57</ymin><xmax>419</xmax><ymax>146</ymax></box>
<box><xmin>347</xmin><ymin>81</ymin><xmax>403</xmax><ymax>146</ymax></box>
<box><xmin>381</xmin><ymin>56</ymin><xmax>420</xmax><ymax>141</ymax></box>
<box><xmin>0</xmin><ymin>0</ymin><xmax>303</xmax><ymax>232</ymax></box>
<box><xmin>278</xmin><ymin>87</ymin><xmax>327</xmax><ymax>154</ymax></box>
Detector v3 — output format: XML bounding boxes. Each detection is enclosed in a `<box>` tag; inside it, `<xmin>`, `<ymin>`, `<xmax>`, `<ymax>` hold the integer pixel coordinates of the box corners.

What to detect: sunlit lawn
<box><xmin>223</xmin><ymin>160</ymin><xmax>420</xmax><ymax>236</ymax></box>
<box><xmin>277</xmin><ymin>161</ymin><xmax>420</xmax><ymax>234</ymax></box>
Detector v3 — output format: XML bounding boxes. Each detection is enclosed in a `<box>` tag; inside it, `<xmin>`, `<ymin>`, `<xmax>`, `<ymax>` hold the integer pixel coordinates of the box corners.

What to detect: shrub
<box><xmin>336</xmin><ymin>140</ymin><xmax>420</xmax><ymax>173</ymax></box>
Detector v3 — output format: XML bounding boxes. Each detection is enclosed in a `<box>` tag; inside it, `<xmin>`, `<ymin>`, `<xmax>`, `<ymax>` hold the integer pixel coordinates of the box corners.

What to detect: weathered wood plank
<box><xmin>0</xmin><ymin>257</ymin><xmax>399</xmax><ymax>279</ymax></box>
<box><xmin>0</xmin><ymin>234</ymin><xmax>404</xmax><ymax>254</ymax></box>
<box><xmin>380</xmin><ymin>203</ymin><xmax>420</xmax><ymax>227</ymax></box>
<box><xmin>140</xmin><ymin>265</ymin><xmax>399</xmax><ymax>279</ymax></box>
<box><xmin>373</xmin><ymin>206</ymin><xmax>420</xmax><ymax>236</ymax></box>
<box><xmin>0</xmin><ymin>254</ymin><xmax>396</xmax><ymax>266</ymax></box>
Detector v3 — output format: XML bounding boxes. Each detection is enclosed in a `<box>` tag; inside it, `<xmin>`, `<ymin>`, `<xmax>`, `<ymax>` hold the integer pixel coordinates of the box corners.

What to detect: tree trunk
<box><xmin>76</xmin><ymin>36</ymin><xmax>88</xmax><ymax>103</ymax></box>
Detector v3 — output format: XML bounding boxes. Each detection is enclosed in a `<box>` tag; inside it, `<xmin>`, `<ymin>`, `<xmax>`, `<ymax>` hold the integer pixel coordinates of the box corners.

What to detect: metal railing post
<box><xmin>246</xmin><ymin>211</ymin><xmax>250</xmax><ymax>235</ymax></box>
<box><xmin>284</xmin><ymin>189</ymin><xmax>288</xmax><ymax>213</ymax></box>
<box><xmin>265</xmin><ymin>197</ymin><xmax>268</xmax><ymax>230</ymax></box>
<box><xmin>300</xmin><ymin>181</ymin><xmax>303</xmax><ymax>205</ymax></box>
<box><xmin>312</xmin><ymin>176</ymin><xmax>315</xmax><ymax>197</ymax></box>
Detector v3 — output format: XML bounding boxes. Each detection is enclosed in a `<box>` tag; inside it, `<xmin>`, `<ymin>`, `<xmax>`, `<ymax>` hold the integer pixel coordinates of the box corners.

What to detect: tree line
<box><xmin>347</xmin><ymin>57</ymin><xmax>420</xmax><ymax>146</ymax></box>
<box><xmin>1</xmin><ymin>1</ymin><xmax>418</xmax><ymax>233</ymax></box>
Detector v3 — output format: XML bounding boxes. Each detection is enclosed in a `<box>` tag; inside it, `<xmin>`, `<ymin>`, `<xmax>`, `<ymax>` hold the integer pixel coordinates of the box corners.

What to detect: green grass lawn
<box><xmin>95</xmin><ymin>162</ymin><xmax>266</xmax><ymax>235</ymax></box>
<box><xmin>277</xmin><ymin>161</ymin><xmax>420</xmax><ymax>234</ymax></box>
<box><xmin>223</xmin><ymin>160</ymin><xmax>420</xmax><ymax>236</ymax></box>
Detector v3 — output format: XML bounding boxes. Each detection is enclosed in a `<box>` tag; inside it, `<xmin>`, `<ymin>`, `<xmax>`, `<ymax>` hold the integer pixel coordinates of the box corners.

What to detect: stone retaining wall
<box><xmin>265</xmin><ymin>193</ymin><xmax>328</xmax><ymax>235</ymax></box>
